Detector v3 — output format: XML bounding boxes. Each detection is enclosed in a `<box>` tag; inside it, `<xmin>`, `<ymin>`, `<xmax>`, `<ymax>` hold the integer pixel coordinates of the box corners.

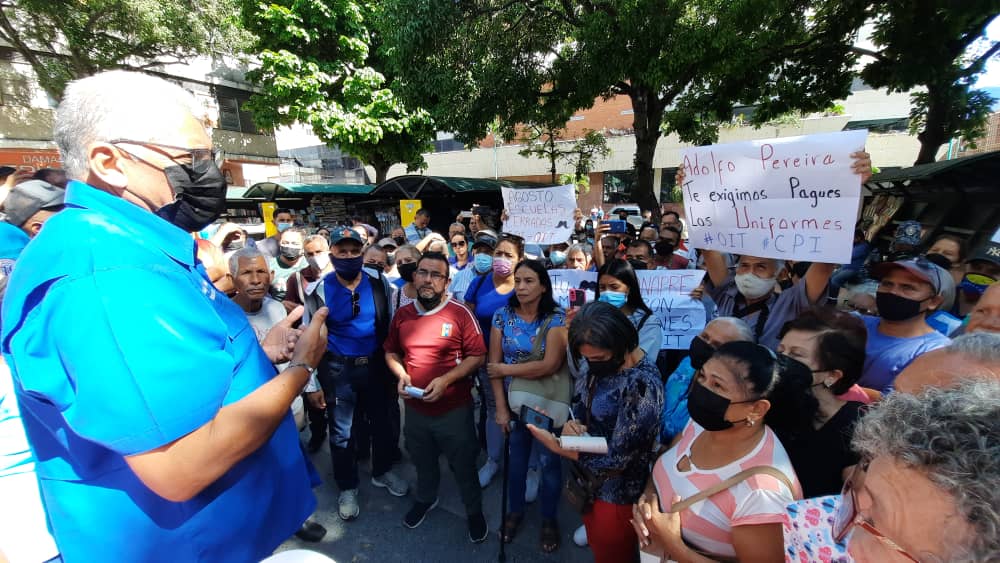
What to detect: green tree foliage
<box><xmin>382</xmin><ymin>0</ymin><xmax>864</xmax><ymax>213</ymax></box>
<box><xmin>240</xmin><ymin>0</ymin><xmax>434</xmax><ymax>183</ymax></box>
<box><xmin>519</xmin><ymin>123</ymin><xmax>610</xmax><ymax>187</ymax></box>
<box><xmin>853</xmin><ymin>2</ymin><xmax>1000</xmax><ymax>164</ymax></box>
<box><xmin>0</xmin><ymin>0</ymin><xmax>249</xmax><ymax>101</ymax></box>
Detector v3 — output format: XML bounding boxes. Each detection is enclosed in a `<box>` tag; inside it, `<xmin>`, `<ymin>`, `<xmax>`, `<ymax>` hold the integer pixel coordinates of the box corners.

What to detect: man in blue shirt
<box><xmin>0</xmin><ymin>70</ymin><xmax>329</xmax><ymax>562</ymax></box>
<box><xmin>404</xmin><ymin>208</ymin><xmax>432</xmax><ymax>243</ymax></box>
<box><xmin>305</xmin><ymin>227</ymin><xmax>408</xmax><ymax>521</ymax></box>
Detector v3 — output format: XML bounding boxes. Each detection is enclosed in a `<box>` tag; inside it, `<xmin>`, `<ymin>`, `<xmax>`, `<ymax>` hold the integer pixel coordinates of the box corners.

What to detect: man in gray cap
<box><xmin>858</xmin><ymin>257</ymin><xmax>951</xmax><ymax>392</ymax></box>
<box><xmin>2</xmin><ymin>179</ymin><xmax>65</xmax><ymax>237</ymax></box>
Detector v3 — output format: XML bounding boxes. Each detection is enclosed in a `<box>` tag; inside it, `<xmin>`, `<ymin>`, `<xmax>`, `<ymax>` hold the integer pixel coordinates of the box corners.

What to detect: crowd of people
<box><xmin>0</xmin><ymin>70</ymin><xmax>998</xmax><ymax>563</ymax></box>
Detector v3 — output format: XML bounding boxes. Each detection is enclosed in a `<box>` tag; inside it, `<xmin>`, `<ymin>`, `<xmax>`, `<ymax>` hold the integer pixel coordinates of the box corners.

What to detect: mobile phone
<box><xmin>460</xmin><ymin>210</ymin><xmax>473</xmax><ymax>219</ymax></box>
<box><xmin>602</xmin><ymin>220</ymin><xmax>628</xmax><ymax>234</ymax></box>
<box><xmin>520</xmin><ymin>405</ymin><xmax>554</xmax><ymax>432</ymax></box>
<box><xmin>568</xmin><ymin>288</ymin><xmax>587</xmax><ymax>309</ymax></box>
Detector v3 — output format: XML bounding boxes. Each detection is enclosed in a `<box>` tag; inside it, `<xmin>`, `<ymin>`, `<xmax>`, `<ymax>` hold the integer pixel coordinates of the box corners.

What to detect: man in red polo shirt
<box><xmin>383</xmin><ymin>251</ymin><xmax>488</xmax><ymax>543</ymax></box>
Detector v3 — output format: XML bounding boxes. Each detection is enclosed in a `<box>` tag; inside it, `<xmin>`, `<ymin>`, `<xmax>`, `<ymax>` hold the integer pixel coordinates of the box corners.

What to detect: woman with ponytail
<box><xmin>631</xmin><ymin>342</ymin><xmax>810</xmax><ymax>563</ymax></box>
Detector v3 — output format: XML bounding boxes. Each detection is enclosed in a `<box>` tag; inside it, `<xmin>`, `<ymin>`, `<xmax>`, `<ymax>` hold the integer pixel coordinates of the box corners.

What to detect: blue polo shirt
<box><xmin>1</xmin><ymin>181</ymin><xmax>315</xmax><ymax>562</ymax></box>
<box><xmin>324</xmin><ymin>273</ymin><xmax>377</xmax><ymax>356</ymax></box>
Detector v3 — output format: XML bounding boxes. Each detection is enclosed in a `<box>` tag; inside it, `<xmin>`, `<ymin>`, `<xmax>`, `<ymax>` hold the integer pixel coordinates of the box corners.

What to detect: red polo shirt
<box><xmin>383</xmin><ymin>298</ymin><xmax>487</xmax><ymax>416</ymax></box>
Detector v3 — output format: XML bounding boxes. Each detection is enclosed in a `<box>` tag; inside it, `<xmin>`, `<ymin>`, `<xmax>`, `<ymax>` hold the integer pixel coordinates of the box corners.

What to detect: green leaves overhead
<box><xmin>242</xmin><ymin>0</ymin><xmax>434</xmax><ymax>181</ymax></box>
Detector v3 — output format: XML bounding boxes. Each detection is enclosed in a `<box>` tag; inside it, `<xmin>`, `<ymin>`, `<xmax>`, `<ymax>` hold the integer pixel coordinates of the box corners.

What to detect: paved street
<box><xmin>277</xmin><ymin>419</ymin><xmax>595</xmax><ymax>563</ymax></box>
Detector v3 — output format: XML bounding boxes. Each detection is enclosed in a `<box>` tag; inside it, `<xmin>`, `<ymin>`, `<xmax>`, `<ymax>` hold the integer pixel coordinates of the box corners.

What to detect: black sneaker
<box><xmin>293</xmin><ymin>519</ymin><xmax>327</xmax><ymax>542</ymax></box>
<box><xmin>403</xmin><ymin>499</ymin><xmax>439</xmax><ymax>529</ymax></box>
<box><xmin>468</xmin><ymin>512</ymin><xmax>488</xmax><ymax>543</ymax></box>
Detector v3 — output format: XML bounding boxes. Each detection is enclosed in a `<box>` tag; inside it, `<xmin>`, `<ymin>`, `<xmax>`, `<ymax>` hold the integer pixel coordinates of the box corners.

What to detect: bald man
<box><xmin>965</xmin><ymin>282</ymin><xmax>999</xmax><ymax>334</ymax></box>
<box><xmin>893</xmin><ymin>332</ymin><xmax>1000</xmax><ymax>394</ymax></box>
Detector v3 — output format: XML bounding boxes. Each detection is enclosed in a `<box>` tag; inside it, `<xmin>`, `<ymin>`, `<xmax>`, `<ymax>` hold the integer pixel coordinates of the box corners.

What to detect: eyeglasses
<box><xmin>110</xmin><ymin>139</ymin><xmax>223</xmax><ymax>167</ymax></box>
<box><xmin>415</xmin><ymin>269</ymin><xmax>447</xmax><ymax>281</ymax></box>
<box><xmin>351</xmin><ymin>291</ymin><xmax>360</xmax><ymax>318</ymax></box>
<box><xmin>833</xmin><ymin>462</ymin><xmax>918</xmax><ymax>561</ymax></box>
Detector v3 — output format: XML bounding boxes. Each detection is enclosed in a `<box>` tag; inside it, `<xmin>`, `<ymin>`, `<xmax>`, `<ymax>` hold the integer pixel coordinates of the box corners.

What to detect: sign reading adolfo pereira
<box><xmin>679</xmin><ymin>130</ymin><xmax>868</xmax><ymax>264</ymax></box>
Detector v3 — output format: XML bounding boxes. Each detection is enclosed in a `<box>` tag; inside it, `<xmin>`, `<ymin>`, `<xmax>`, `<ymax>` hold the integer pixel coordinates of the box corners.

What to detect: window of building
<box><xmin>0</xmin><ymin>61</ymin><xmax>31</xmax><ymax>107</ymax></box>
<box><xmin>215</xmin><ymin>86</ymin><xmax>260</xmax><ymax>135</ymax></box>
<box><xmin>603</xmin><ymin>170</ymin><xmax>635</xmax><ymax>204</ymax></box>
<box><xmin>659</xmin><ymin>167</ymin><xmax>680</xmax><ymax>203</ymax></box>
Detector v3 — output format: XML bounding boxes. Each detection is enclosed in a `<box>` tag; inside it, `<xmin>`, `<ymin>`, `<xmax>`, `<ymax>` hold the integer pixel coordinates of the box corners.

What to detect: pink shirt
<box><xmin>651</xmin><ymin>421</ymin><xmax>802</xmax><ymax>559</ymax></box>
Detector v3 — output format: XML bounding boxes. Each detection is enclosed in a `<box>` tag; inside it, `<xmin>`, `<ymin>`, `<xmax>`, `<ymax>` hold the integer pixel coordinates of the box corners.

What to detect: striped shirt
<box><xmin>651</xmin><ymin>421</ymin><xmax>802</xmax><ymax>559</ymax></box>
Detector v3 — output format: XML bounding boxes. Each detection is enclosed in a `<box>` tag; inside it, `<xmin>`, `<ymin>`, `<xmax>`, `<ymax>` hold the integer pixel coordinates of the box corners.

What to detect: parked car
<box><xmin>609</xmin><ymin>205</ymin><xmax>644</xmax><ymax>229</ymax></box>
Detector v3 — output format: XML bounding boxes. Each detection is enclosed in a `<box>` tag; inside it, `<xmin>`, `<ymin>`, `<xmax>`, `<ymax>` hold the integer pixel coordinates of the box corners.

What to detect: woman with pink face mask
<box><xmin>464</xmin><ymin>233</ymin><xmax>525</xmax><ymax>487</ymax></box>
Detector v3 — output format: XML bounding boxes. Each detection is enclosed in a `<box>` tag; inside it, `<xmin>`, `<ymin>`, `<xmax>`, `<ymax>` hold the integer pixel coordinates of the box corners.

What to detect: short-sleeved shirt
<box><xmin>383</xmin><ymin>298</ymin><xmax>487</xmax><ymax>416</ymax></box>
<box><xmin>404</xmin><ymin>224</ymin><xmax>431</xmax><ymax>244</ymax></box>
<box><xmin>449</xmin><ymin>268</ymin><xmax>482</xmax><ymax>303</ymax></box>
<box><xmin>628</xmin><ymin>308</ymin><xmax>663</xmax><ymax>356</ymax></box>
<box><xmin>464</xmin><ymin>273</ymin><xmax>514</xmax><ymax>347</ymax></box>
<box><xmin>709</xmin><ymin>274</ymin><xmax>821</xmax><ymax>349</ymax></box>
<box><xmin>267</xmin><ymin>255</ymin><xmax>307</xmax><ymax>301</ymax></box>
<box><xmin>0</xmin><ymin>182</ymin><xmax>314</xmax><ymax>562</ymax></box>
<box><xmin>652</xmin><ymin>420</ymin><xmax>802</xmax><ymax>559</ymax></box>
<box><xmin>245</xmin><ymin>296</ymin><xmax>288</xmax><ymax>343</ymax></box>
<box><xmin>492</xmin><ymin>306</ymin><xmax>566</xmax><ymax>364</ymax></box>
<box><xmin>858</xmin><ymin>315</ymin><xmax>950</xmax><ymax>392</ymax></box>
<box><xmin>324</xmin><ymin>273</ymin><xmax>377</xmax><ymax>357</ymax></box>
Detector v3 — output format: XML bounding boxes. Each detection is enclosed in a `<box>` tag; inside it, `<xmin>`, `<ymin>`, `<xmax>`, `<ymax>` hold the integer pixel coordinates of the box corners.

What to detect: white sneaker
<box><xmin>372</xmin><ymin>470</ymin><xmax>409</xmax><ymax>497</ymax></box>
<box><xmin>338</xmin><ymin>489</ymin><xmax>360</xmax><ymax>521</ymax></box>
<box><xmin>478</xmin><ymin>458</ymin><xmax>499</xmax><ymax>488</ymax></box>
<box><xmin>573</xmin><ymin>524</ymin><xmax>588</xmax><ymax>547</ymax></box>
<box><xmin>524</xmin><ymin>468</ymin><xmax>540</xmax><ymax>503</ymax></box>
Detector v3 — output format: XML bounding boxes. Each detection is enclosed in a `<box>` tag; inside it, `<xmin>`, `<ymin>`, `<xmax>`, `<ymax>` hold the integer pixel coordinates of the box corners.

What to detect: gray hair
<box><xmin>567</xmin><ymin>243</ymin><xmax>591</xmax><ymax>258</ymax></box>
<box><xmin>947</xmin><ymin>332</ymin><xmax>1000</xmax><ymax>364</ymax></box>
<box><xmin>54</xmin><ymin>70</ymin><xmax>204</xmax><ymax>180</ymax></box>
<box><xmin>707</xmin><ymin>316</ymin><xmax>755</xmax><ymax>343</ymax></box>
<box><xmin>394</xmin><ymin>244</ymin><xmax>421</xmax><ymax>262</ymax></box>
<box><xmin>303</xmin><ymin>234</ymin><xmax>329</xmax><ymax>248</ymax></box>
<box><xmin>852</xmin><ymin>380</ymin><xmax>1000</xmax><ymax>562</ymax></box>
<box><xmin>228</xmin><ymin>247</ymin><xmax>267</xmax><ymax>278</ymax></box>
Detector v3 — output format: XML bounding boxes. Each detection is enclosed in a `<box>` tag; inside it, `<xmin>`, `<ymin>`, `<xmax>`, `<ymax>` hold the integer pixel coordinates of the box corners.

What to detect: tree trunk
<box><xmin>373</xmin><ymin>160</ymin><xmax>390</xmax><ymax>184</ymax></box>
<box><xmin>548</xmin><ymin>134</ymin><xmax>557</xmax><ymax>184</ymax></box>
<box><xmin>628</xmin><ymin>83</ymin><xmax>664</xmax><ymax>215</ymax></box>
<box><xmin>915</xmin><ymin>84</ymin><xmax>948</xmax><ymax>165</ymax></box>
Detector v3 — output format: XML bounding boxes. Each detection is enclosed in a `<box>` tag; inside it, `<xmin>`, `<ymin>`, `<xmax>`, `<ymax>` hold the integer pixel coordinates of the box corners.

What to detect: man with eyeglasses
<box><xmin>0</xmin><ymin>71</ymin><xmax>330</xmax><ymax>561</ymax></box>
<box><xmin>857</xmin><ymin>258</ymin><xmax>951</xmax><ymax>393</ymax></box>
<box><xmin>383</xmin><ymin>251</ymin><xmax>489</xmax><ymax>542</ymax></box>
<box><xmin>306</xmin><ymin>226</ymin><xmax>408</xmax><ymax>521</ymax></box>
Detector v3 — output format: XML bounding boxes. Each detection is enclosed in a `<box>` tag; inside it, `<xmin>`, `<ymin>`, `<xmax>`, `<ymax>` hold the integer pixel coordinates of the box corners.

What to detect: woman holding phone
<box><xmin>486</xmin><ymin>259</ymin><xmax>568</xmax><ymax>553</ymax></box>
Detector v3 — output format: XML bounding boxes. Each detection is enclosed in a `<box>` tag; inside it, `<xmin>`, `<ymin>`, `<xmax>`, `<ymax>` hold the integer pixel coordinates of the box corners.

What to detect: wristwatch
<box><xmin>288</xmin><ymin>361</ymin><xmax>316</xmax><ymax>376</ymax></box>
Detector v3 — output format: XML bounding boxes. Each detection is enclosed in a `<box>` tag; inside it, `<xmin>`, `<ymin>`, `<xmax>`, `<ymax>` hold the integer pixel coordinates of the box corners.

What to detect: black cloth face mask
<box><xmin>687</xmin><ymin>381</ymin><xmax>755</xmax><ymax>431</ymax></box>
<box><xmin>155</xmin><ymin>158</ymin><xmax>227</xmax><ymax>232</ymax></box>
<box><xmin>397</xmin><ymin>262</ymin><xmax>418</xmax><ymax>283</ymax></box>
<box><xmin>875</xmin><ymin>291</ymin><xmax>927</xmax><ymax>322</ymax></box>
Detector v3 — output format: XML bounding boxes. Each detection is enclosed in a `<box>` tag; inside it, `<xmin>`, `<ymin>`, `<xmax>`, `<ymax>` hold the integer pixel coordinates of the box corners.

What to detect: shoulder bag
<box><xmin>507</xmin><ymin>313</ymin><xmax>573</xmax><ymax>427</ymax></box>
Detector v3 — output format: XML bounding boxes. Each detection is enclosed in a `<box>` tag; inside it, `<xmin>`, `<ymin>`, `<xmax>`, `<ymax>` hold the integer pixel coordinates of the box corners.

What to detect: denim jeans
<box><xmin>318</xmin><ymin>353</ymin><xmax>395</xmax><ymax>491</ymax></box>
<box><xmin>507</xmin><ymin>419</ymin><xmax>562</xmax><ymax>519</ymax></box>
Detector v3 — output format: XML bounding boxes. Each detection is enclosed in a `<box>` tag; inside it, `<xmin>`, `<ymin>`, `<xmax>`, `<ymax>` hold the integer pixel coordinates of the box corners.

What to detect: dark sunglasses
<box><xmin>451</xmin><ymin>240</ymin><xmax>468</xmax><ymax>247</ymax></box>
<box><xmin>351</xmin><ymin>290</ymin><xmax>360</xmax><ymax>318</ymax></box>
<box><xmin>832</xmin><ymin>461</ymin><xmax>918</xmax><ymax>561</ymax></box>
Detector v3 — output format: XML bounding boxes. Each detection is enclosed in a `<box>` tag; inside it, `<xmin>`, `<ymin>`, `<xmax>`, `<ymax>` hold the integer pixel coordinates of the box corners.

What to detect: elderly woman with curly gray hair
<box><xmin>834</xmin><ymin>379</ymin><xmax>1000</xmax><ymax>562</ymax></box>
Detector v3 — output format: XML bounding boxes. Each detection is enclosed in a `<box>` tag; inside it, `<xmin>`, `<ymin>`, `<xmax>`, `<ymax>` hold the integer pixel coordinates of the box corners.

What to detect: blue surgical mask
<box><xmin>474</xmin><ymin>253</ymin><xmax>493</xmax><ymax>274</ymax></box>
<box><xmin>550</xmin><ymin>250</ymin><xmax>567</xmax><ymax>266</ymax></box>
<box><xmin>598</xmin><ymin>290</ymin><xmax>627</xmax><ymax>308</ymax></box>
<box><xmin>276</xmin><ymin>221</ymin><xmax>292</xmax><ymax>232</ymax></box>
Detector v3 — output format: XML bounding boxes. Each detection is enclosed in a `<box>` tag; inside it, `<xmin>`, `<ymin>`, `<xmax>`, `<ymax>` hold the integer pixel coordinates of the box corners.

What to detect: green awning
<box><xmin>242</xmin><ymin>182</ymin><xmax>375</xmax><ymax>199</ymax></box>
<box><xmin>371</xmin><ymin>175</ymin><xmax>551</xmax><ymax>199</ymax></box>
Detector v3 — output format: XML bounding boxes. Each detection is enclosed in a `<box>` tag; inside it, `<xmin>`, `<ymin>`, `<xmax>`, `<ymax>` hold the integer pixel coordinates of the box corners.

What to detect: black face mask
<box><xmin>688</xmin><ymin>337</ymin><xmax>715</xmax><ymax>370</ymax></box>
<box><xmin>778</xmin><ymin>278</ymin><xmax>794</xmax><ymax>290</ymax></box>
<box><xmin>223</xmin><ymin>239</ymin><xmax>244</xmax><ymax>253</ymax></box>
<box><xmin>655</xmin><ymin>240</ymin><xmax>675</xmax><ymax>257</ymax></box>
<box><xmin>923</xmin><ymin>253</ymin><xmax>953</xmax><ymax>271</ymax></box>
<box><xmin>875</xmin><ymin>291</ymin><xmax>927</xmax><ymax>322</ymax></box>
<box><xmin>394</xmin><ymin>236</ymin><xmax>407</xmax><ymax>246</ymax></box>
<box><xmin>586</xmin><ymin>357</ymin><xmax>623</xmax><ymax>378</ymax></box>
<box><xmin>417</xmin><ymin>292</ymin><xmax>444</xmax><ymax>310</ymax></box>
<box><xmin>333</xmin><ymin>255</ymin><xmax>363</xmax><ymax>281</ymax></box>
<box><xmin>687</xmin><ymin>381</ymin><xmax>751</xmax><ymax>432</ymax></box>
<box><xmin>628</xmin><ymin>258</ymin><xmax>648</xmax><ymax>271</ymax></box>
<box><xmin>155</xmin><ymin>158</ymin><xmax>227</xmax><ymax>232</ymax></box>
<box><xmin>397</xmin><ymin>262</ymin><xmax>417</xmax><ymax>283</ymax></box>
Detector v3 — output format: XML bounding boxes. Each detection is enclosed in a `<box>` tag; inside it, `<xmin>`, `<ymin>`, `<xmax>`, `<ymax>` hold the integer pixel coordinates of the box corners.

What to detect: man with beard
<box><xmin>307</xmin><ymin>227</ymin><xmax>408</xmax><ymax>522</ymax></box>
<box><xmin>383</xmin><ymin>251</ymin><xmax>488</xmax><ymax>542</ymax></box>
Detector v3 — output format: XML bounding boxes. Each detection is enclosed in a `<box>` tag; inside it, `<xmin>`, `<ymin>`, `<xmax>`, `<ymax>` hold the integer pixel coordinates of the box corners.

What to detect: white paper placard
<box><xmin>680</xmin><ymin>130</ymin><xmax>868</xmax><ymax>264</ymax></box>
<box><xmin>501</xmin><ymin>184</ymin><xmax>576</xmax><ymax>244</ymax></box>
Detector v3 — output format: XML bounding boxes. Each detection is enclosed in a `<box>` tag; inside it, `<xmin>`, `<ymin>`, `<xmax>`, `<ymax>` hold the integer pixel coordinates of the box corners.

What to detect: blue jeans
<box><xmin>507</xmin><ymin>420</ymin><xmax>562</xmax><ymax>519</ymax></box>
<box><xmin>318</xmin><ymin>354</ymin><xmax>394</xmax><ymax>491</ymax></box>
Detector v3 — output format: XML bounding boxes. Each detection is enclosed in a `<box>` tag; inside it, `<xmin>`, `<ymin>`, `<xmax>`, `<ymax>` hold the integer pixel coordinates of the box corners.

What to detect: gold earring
<box><xmin>745</xmin><ymin>418</ymin><xmax>755</xmax><ymax>427</ymax></box>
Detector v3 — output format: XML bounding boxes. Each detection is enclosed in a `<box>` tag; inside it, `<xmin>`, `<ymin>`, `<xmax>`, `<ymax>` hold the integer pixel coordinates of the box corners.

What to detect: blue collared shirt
<box><xmin>1</xmin><ymin>181</ymin><xmax>314</xmax><ymax>562</ymax></box>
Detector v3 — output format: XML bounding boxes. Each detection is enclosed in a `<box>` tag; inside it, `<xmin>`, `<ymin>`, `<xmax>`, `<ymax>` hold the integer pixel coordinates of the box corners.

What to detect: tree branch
<box><xmin>849</xmin><ymin>45</ymin><xmax>885</xmax><ymax>61</ymax></box>
<box><xmin>962</xmin><ymin>41</ymin><xmax>1000</xmax><ymax>77</ymax></box>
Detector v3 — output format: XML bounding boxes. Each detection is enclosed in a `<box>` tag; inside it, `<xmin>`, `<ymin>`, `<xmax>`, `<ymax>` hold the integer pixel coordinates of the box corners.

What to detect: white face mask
<box><xmin>735</xmin><ymin>272</ymin><xmax>776</xmax><ymax>300</ymax></box>
<box><xmin>306</xmin><ymin>253</ymin><xmax>331</xmax><ymax>272</ymax></box>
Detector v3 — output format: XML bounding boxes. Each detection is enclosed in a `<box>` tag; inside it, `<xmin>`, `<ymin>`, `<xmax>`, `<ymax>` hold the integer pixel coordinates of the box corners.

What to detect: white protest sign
<box><xmin>502</xmin><ymin>184</ymin><xmax>576</xmax><ymax>244</ymax></box>
<box><xmin>548</xmin><ymin>268</ymin><xmax>707</xmax><ymax>350</ymax></box>
<box><xmin>636</xmin><ymin>270</ymin><xmax>707</xmax><ymax>349</ymax></box>
<box><xmin>680</xmin><ymin>130</ymin><xmax>868</xmax><ymax>264</ymax></box>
